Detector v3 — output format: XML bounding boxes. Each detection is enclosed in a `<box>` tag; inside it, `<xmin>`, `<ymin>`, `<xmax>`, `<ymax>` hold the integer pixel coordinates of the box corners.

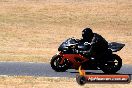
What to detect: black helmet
<box><xmin>82</xmin><ymin>28</ymin><xmax>94</xmax><ymax>41</ymax></box>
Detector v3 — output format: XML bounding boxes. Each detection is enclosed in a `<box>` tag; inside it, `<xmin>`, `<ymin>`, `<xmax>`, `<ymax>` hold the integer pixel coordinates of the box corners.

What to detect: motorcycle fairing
<box><xmin>58</xmin><ymin>38</ymin><xmax>77</xmax><ymax>52</ymax></box>
<box><xmin>59</xmin><ymin>52</ymin><xmax>88</xmax><ymax>69</ymax></box>
<box><xmin>108</xmin><ymin>42</ymin><xmax>125</xmax><ymax>52</ymax></box>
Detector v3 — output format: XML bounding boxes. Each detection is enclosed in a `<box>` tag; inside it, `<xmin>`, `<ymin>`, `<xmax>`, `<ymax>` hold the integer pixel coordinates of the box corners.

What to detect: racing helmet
<box><xmin>82</xmin><ymin>28</ymin><xmax>94</xmax><ymax>40</ymax></box>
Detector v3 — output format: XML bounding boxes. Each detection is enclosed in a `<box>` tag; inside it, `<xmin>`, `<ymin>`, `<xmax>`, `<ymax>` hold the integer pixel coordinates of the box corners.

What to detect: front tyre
<box><xmin>50</xmin><ymin>54</ymin><xmax>69</xmax><ymax>72</ymax></box>
<box><xmin>101</xmin><ymin>54</ymin><xmax>122</xmax><ymax>74</ymax></box>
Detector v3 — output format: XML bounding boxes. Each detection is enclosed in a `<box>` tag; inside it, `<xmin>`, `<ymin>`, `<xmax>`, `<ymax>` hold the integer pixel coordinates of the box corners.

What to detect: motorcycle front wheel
<box><xmin>100</xmin><ymin>54</ymin><xmax>122</xmax><ymax>74</ymax></box>
<box><xmin>50</xmin><ymin>54</ymin><xmax>69</xmax><ymax>72</ymax></box>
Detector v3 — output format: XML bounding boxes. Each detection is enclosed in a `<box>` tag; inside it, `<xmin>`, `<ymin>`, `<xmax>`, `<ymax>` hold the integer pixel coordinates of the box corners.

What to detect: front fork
<box><xmin>56</xmin><ymin>52</ymin><xmax>65</xmax><ymax>65</ymax></box>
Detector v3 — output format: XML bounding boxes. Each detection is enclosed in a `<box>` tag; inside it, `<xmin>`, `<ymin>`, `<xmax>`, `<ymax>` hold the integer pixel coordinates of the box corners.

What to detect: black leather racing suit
<box><xmin>79</xmin><ymin>33</ymin><xmax>109</xmax><ymax>60</ymax></box>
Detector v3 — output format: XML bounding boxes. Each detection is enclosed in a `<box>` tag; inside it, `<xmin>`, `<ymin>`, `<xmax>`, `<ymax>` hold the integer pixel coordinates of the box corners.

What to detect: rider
<box><xmin>79</xmin><ymin>28</ymin><xmax>109</xmax><ymax>60</ymax></box>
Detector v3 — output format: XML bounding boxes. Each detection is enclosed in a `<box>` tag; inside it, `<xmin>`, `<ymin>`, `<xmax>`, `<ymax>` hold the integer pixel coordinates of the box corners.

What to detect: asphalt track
<box><xmin>0</xmin><ymin>62</ymin><xmax>131</xmax><ymax>78</ymax></box>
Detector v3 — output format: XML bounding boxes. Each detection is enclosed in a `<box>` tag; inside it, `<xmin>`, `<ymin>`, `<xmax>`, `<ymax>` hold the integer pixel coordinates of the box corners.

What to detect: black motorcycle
<box><xmin>50</xmin><ymin>38</ymin><xmax>125</xmax><ymax>73</ymax></box>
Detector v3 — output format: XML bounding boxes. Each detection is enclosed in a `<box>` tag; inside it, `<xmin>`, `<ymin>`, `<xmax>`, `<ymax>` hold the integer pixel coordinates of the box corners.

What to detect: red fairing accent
<box><xmin>59</xmin><ymin>52</ymin><xmax>89</xmax><ymax>69</ymax></box>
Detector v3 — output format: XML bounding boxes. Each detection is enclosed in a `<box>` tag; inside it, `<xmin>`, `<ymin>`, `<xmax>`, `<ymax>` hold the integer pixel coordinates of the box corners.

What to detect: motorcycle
<box><xmin>50</xmin><ymin>38</ymin><xmax>125</xmax><ymax>73</ymax></box>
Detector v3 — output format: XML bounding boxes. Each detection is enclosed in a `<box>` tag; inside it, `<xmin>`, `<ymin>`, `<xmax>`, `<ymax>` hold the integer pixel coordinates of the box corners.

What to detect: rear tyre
<box><xmin>50</xmin><ymin>55</ymin><xmax>69</xmax><ymax>72</ymax></box>
<box><xmin>101</xmin><ymin>54</ymin><xmax>122</xmax><ymax>74</ymax></box>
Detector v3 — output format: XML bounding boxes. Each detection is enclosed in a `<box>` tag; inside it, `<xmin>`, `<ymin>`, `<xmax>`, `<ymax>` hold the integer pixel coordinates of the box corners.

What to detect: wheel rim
<box><xmin>104</xmin><ymin>59</ymin><xmax>119</xmax><ymax>70</ymax></box>
<box><xmin>54</xmin><ymin>57</ymin><xmax>68</xmax><ymax>68</ymax></box>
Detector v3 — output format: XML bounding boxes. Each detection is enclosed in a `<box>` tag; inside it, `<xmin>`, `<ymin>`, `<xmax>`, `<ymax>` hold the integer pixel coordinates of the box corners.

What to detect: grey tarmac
<box><xmin>0</xmin><ymin>62</ymin><xmax>131</xmax><ymax>79</ymax></box>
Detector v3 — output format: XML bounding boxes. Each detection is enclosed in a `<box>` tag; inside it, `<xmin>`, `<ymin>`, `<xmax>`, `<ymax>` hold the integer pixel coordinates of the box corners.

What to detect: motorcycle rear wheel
<box><xmin>100</xmin><ymin>54</ymin><xmax>122</xmax><ymax>74</ymax></box>
<box><xmin>50</xmin><ymin>54</ymin><xmax>69</xmax><ymax>72</ymax></box>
